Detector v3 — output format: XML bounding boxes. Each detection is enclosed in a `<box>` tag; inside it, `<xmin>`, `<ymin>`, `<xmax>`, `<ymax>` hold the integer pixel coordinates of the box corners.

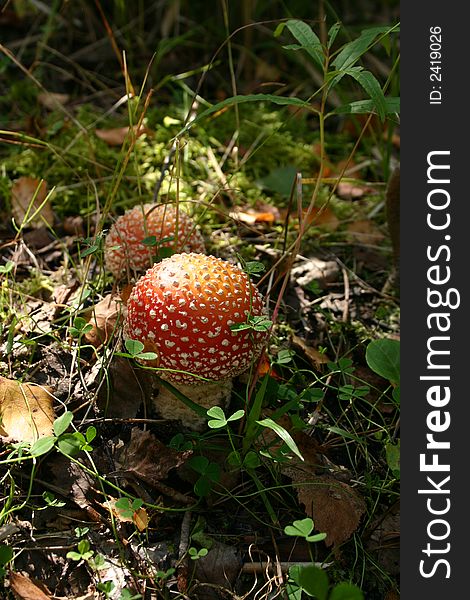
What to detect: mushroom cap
<box><xmin>104</xmin><ymin>203</ymin><xmax>206</xmax><ymax>278</ymax></box>
<box><xmin>124</xmin><ymin>252</ymin><xmax>269</xmax><ymax>384</ymax></box>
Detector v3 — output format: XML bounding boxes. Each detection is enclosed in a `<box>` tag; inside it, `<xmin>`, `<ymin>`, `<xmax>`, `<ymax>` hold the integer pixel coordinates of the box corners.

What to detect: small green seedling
<box><xmin>338</xmin><ymin>384</ymin><xmax>370</xmax><ymax>401</ymax></box>
<box><xmin>274</xmin><ymin>349</ymin><xmax>296</xmax><ymax>365</ymax></box>
<box><xmin>78</xmin><ymin>233</ymin><xmax>106</xmax><ymax>259</ymax></box>
<box><xmin>188</xmin><ymin>546</ymin><xmax>208</xmax><ymax>560</ymax></box>
<box><xmin>327</xmin><ymin>358</ymin><xmax>355</xmax><ymax>375</ymax></box>
<box><xmin>115</xmin><ymin>497</ymin><xmax>144</xmax><ymax>520</ymax></box>
<box><xmin>188</xmin><ymin>456</ymin><xmax>221</xmax><ymax>497</ymax></box>
<box><xmin>243</xmin><ymin>260</ymin><xmax>266</xmax><ymax>277</ymax></box>
<box><xmin>42</xmin><ymin>491</ymin><xmax>66</xmax><ymax>508</ymax></box>
<box><xmin>97</xmin><ymin>580</ymin><xmax>115</xmax><ymax>597</ymax></box>
<box><xmin>68</xmin><ymin>316</ymin><xmax>93</xmax><ymax>338</ymax></box>
<box><xmin>117</xmin><ymin>339</ymin><xmax>158</xmax><ymax>361</ymax></box>
<box><xmin>284</xmin><ymin>518</ymin><xmax>327</xmax><ymax>543</ymax></box>
<box><xmin>0</xmin><ymin>261</ymin><xmax>15</xmax><ymax>275</ymax></box>
<box><xmin>230</xmin><ymin>314</ymin><xmax>273</xmax><ymax>333</ymax></box>
<box><xmin>206</xmin><ymin>406</ymin><xmax>244</xmax><ymax>429</ymax></box>
<box><xmin>67</xmin><ymin>539</ymin><xmax>94</xmax><ymax>562</ymax></box>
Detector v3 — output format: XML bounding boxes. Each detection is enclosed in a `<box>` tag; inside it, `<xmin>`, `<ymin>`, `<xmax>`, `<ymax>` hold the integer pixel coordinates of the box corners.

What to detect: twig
<box><xmin>177</xmin><ymin>510</ymin><xmax>192</xmax><ymax>593</ymax></box>
<box><xmin>341</xmin><ymin>266</ymin><xmax>350</xmax><ymax>323</ymax></box>
<box><xmin>241</xmin><ymin>561</ymin><xmax>330</xmax><ymax>573</ymax></box>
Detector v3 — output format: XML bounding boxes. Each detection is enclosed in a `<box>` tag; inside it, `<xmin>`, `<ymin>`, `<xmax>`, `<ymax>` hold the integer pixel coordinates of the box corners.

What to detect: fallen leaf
<box><xmin>9</xmin><ymin>572</ymin><xmax>52</xmax><ymax>600</ymax></box>
<box><xmin>83</xmin><ymin>294</ymin><xmax>124</xmax><ymax>347</ymax></box>
<box><xmin>97</xmin><ymin>355</ymin><xmax>152</xmax><ymax>419</ymax></box>
<box><xmin>37</xmin><ymin>92</ymin><xmax>70</xmax><ymax>110</ymax></box>
<box><xmin>277</xmin><ymin>425</ymin><xmax>365</xmax><ymax>548</ymax></box>
<box><xmin>11</xmin><ymin>177</ymin><xmax>54</xmax><ymax>228</ymax></box>
<box><xmin>346</xmin><ymin>220</ymin><xmax>385</xmax><ymax>244</ymax></box>
<box><xmin>291</xmin><ymin>335</ymin><xmax>330</xmax><ymax>369</ymax></box>
<box><xmin>285</xmin><ymin>467</ymin><xmax>366</xmax><ymax>547</ymax></box>
<box><xmin>0</xmin><ymin>376</ymin><xmax>55</xmax><ymax>442</ymax></box>
<box><xmin>194</xmin><ymin>540</ymin><xmax>242</xmax><ymax>596</ymax></box>
<box><xmin>95</xmin><ymin>125</ymin><xmax>150</xmax><ymax>146</ymax></box>
<box><xmin>116</xmin><ymin>427</ymin><xmax>192</xmax><ymax>486</ymax></box>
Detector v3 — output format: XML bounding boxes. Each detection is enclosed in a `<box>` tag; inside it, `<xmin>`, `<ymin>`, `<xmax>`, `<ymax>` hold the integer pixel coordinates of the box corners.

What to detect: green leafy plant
<box><xmin>188</xmin><ymin>456</ymin><xmax>221</xmax><ymax>497</ymax></box>
<box><xmin>67</xmin><ymin>539</ymin><xmax>94</xmax><ymax>562</ymax></box>
<box><xmin>229</xmin><ymin>314</ymin><xmax>273</xmax><ymax>333</ymax></box>
<box><xmin>68</xmin><ymin>316</ymin><xmax>93</xmax><ymax>338</ymax></box>
<box><xmin>0</xmin><ymin>545</ymin><xmax>13</xmax><ymax>579</ymax></box>
<box><xmin>284</xmin><ymin>517</ymin><xmax>327</xmax><ymax>543</ymax></box>
<box><xmin>117</xmin><ymin>339</ymin><xmax>158</xmax><ymax>362</ymax></box>
<box><xmin>188</xmin><ymin>546</ymin><xmax>208</xmax><ymax>560</ymax></box>
<box><xmin>287</xmin><ymin>564</ymin><xmax>364</xmax><ymax>600</ymax></box>
<box><xmin>206</xmin><ymin>406</ymin><xmax>244</xmax><ymax>429</ymax></box>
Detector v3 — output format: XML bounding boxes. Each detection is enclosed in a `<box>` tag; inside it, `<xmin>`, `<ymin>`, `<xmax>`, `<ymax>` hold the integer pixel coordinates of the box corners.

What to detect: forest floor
<box><xmin>0</xmin><ymin>3</ymin><xmax>400</xmax><ymax>599</ymax></box>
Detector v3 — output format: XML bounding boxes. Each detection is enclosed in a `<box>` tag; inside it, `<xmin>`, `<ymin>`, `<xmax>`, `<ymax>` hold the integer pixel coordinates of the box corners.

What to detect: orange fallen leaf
<box><xmin>11</xmin><ymin>177</ymin><xmax>54</xmax><ymax>228</ymax></box>
<box><xmin>95</xmin><ymin>125</ymin><xmax>150</xmax><ymax>146</ymax></box>
<box><xmin>83</xmin><ymin>294</ymin><xmax>124</xmax><ymax>347</ymax></box>
<box><xmin>229</xmin><ymin>204</ymin><xmax>280</xmax><ymax>226</ymax></box>
<box><xmin>9</xmin><ymin>572</ymin><xmax>52</xmax><ymax>600</ymax></box>
<box><xmin>0</xmin><ymin>376</ymin><xmax>55</xmax><ymax>442</ymax></box>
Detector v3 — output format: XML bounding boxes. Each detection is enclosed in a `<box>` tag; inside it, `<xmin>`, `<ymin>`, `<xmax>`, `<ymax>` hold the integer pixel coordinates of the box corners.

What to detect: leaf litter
<box><xmin>0</xmin><ymin>377</ymin><xmax>55</xmax><ymax>442</ymax></box>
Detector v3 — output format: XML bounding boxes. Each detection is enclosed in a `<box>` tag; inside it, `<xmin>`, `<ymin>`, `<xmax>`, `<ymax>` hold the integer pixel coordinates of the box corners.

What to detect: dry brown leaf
<box><xmin>83</xmin><ymin>294</ymin><xmax>124</xmax><ymax>347</ymax></box>
<box><xmin>104</xmin><ymin>497</ymin><xmax>149</xmax><ymax>531</ymax></box>
<box><xmin>11</xmin><ymin>177</ymin><xmax>54</xmax><ymax>228</ymax></box>
<box><xmin>0</xmin><ymin>376</ymin><xmax>55</xmax><ymax>442</ymax></box>
<box><xmin>285</xmin><ymin>467</ymin><xmax>366</xmax><ymax>547</ymax></box>
<box><xmin>278</xmin><ymin>426</ymin><xmax>365</xmax><ymax>548</ymax></box>
<box><xmin>37</xmin><ymin>91</ymin><xmax>70</xmax><ymax>110</ymax></box>
<box><xmin>97</xmin><ymin>355</ymin><xmax>152</xmax><ymax>419</ymax></box>
<box><xmin>116</xmin><ymin>427</ymin><xmax>192</xmax><ymax>486</ymax></box>
<box><xmin>9</xmin><ymin>572</ymin><xmax>52</xmax><ymax>600</ymax></box>
<box><xmin>346</xmin><ymin>219</ymin><xmax>385</xmax><ymax>244</ymax></box>
<box><xmin>95</xmin><ymin>125</ymin><xmax>150</xmax><ymax>146</ymax></box>
<box><xmin>291</xmin><ymin>335</ymin><xmax>330</xmax><ymax>369</ymax></box>
<box><xmin>194</xmin><ymin>540</ymin><xmax>242</xmax><ymax>593</ymax></box>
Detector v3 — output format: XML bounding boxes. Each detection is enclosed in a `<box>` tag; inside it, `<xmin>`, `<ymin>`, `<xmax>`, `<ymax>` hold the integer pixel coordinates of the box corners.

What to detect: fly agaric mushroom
<box><xmin>104</xmin><ymin>203</ymin><xmax>206</xmax><ymax>278</ymax></box>
<box><xmin>124</xmin><ymin>252</ymin><xmax>270</xmax><ymax>428</ymax></box>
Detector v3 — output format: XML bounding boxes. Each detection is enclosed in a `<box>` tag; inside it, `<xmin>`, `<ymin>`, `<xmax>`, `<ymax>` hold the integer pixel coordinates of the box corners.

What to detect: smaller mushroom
<box><xmin>124</xmin><ymin>252</ymin><xmax>270</xmax><ymax>429</ymax></box>
<box><xmin>104</xmin><ymin>203</ymin><xmax>206</xmax><ymax>279</ymax></box>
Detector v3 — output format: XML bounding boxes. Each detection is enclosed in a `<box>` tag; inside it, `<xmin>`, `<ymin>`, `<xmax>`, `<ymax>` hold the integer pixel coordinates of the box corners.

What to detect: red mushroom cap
<box><xmin>124</xmin><ymin>253</ymin><xmax>269</xmax><ymax>384</ymax></box>
<box><xmin>105</xmin><ymin>204</ymin><xmax>206</xmax><ymax>278</ymax></box>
